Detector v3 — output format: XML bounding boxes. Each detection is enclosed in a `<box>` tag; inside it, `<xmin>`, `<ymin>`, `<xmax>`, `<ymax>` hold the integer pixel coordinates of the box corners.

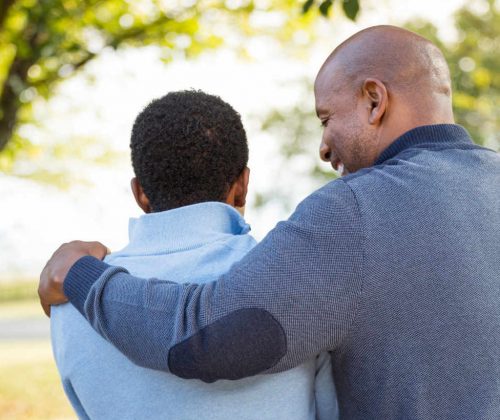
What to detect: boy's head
<box><xmin>130</xmin><ymin>90</ymin><xmax>249</xmax><ymax>213</ymax></box>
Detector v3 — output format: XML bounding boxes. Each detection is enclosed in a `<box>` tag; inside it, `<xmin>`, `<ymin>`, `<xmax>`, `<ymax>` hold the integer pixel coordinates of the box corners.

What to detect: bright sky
<box><xmin>0</xmin><ymin>0</ymin><xmax>473</xmax><ymax>279</ymax></box>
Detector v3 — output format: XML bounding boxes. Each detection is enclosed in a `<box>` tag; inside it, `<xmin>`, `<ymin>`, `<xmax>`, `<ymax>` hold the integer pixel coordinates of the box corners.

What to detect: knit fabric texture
<box><xmin>53</xmin><ymin>202</ymin><xmax>337</xmax><ymax>420</ymax></box>
<box><xmin>65</xmin><ymin>124</ymin><xmax>500</xmax><ymax>419</ymax></box>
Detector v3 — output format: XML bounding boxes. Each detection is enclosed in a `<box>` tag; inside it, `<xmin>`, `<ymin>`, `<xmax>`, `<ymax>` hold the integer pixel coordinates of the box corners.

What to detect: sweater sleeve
<box><xmin>64</xmin><ymin>180</ymin><xmax>364</xmax><ymax>382</ymax></box>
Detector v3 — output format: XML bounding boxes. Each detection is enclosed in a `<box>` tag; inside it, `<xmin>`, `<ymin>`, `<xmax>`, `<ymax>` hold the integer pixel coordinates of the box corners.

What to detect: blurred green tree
<box><xmin>406</xmin><ymin>0</ymin><xmax>499</xmax><ymax>149</ymax></box>
<box><xmin>256</xmin><ymin>1</ymin><xmax>499</xmax><ymax>211</ymax></box>
<box><xmin>261</xmin><ymin>0</ymin><xmax>499</xmax><ymax>191</ymax></box>
<box><xmin>0</xmin><ymin>0</ymin><xmax>361</xmax><ymax>164</ymax></box>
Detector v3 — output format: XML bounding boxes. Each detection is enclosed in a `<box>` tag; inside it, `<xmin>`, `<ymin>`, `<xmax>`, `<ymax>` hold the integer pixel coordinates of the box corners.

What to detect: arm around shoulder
<box><xmin>64</xmin><ymin>180</ymin><xmax>365</xmax><ymax>382</ymax></box>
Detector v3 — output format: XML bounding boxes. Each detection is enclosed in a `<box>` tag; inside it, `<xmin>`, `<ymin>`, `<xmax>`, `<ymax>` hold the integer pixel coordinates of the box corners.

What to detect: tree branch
<box><xmin>107</xmin><ymin>14</ymin><xmax>173</xmax><ymax>48</ymax></box>
<box><xmin>0</xmin><ymin>0</ymin><xmax>15</xmax><ymax>30</ymax></box>
<box><xmin>0</xmin><ymin>54</ymin><xmax>31</xmax><ymax>151</ymax></box>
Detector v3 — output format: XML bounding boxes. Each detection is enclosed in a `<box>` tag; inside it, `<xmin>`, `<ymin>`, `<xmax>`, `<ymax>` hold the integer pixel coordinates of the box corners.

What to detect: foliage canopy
<box><xmin>406</xmin><ymin>0</ymin><xmax>499</xmax><ymax>149</ymax></box>
<box><xmin>258</xmin><ymin>1</ymin><xmax>499</xmax><ymax>211</ymax></box>
<box><xmin>0</xmin><ymin>0</ymin><xmax>360</xmax><ymax>168</ymax></box>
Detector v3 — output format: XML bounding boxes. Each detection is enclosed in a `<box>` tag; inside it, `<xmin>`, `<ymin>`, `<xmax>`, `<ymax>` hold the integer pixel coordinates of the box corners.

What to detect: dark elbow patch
<box><xmin>168</xmin><ymin>308</ymin><xmax>286</xmax><ymax>383</ymax></box>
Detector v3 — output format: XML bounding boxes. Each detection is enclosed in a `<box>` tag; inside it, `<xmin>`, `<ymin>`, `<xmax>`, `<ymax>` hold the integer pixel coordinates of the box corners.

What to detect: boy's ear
<box><xmin>226</xmin><ymin>167</ymin><xmax>250</xmax><ymax>212</ymax></box>
<box><xmin>131</xmin><ymin>178</ymin><xmax>152</xmax><ymax>214</ymax></box>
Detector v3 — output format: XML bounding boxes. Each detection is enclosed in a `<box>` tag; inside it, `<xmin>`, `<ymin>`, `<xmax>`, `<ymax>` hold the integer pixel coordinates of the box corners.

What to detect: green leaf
<box><xmin>302</xmin><ymin>0</ymin><xmax>315</xmax><ymax>14</ymax></box>
<box><xmin>342</xmin><ymin>0</ymin><xmax>359</xmax><ymax>20</ymax></box>
<box><xmin>319</xmin><ymin>0</ymin><xmax>333</xmax><ymax>17</ymax></box>
<box><xmin>1</xmin><ymin>0</ymin><xmax>365</xmax><ymax>173</ymax></box>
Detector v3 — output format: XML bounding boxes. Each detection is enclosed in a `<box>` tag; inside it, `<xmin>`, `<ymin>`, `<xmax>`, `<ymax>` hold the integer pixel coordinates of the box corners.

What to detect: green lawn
<box><xmin>0</xmin><ymin>283</ymin><xmax>76</xmax><ymax>419</ymax></box>
<box><xmin>0</xmin><ymin>280</ymin><xmax>45</xmax><ymax>319</ymax></box>
<box><xmin>0</xmin><ymin>300</ymin><xmax>44</xmax><ymax>319</ymax></box>
<box><xmin>0</xmin><ymin>279</ymin><xmax>39</xmax><ymax>303</ymax></box>
<box><xmin>0</xmin><ymin>340</ymin><xmax>75</xmax><ymax>419</ymax></box>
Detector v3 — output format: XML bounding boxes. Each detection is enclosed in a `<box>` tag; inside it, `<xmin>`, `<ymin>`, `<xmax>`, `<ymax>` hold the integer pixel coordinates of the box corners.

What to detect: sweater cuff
<box><xmin>64</xmin><ymin>256</ymin><xmax>111</xmax><ymax>314</ymax></box>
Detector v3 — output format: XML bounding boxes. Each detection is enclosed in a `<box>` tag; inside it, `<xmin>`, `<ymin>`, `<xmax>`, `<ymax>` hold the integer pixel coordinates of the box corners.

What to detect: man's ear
<box><xmin>131</xmin><ymin>178</ymin><xmax>152</xmax><ymax>214</ymax></box>
<box><xmin>362</xmin><ymin>78</ymin><xmax>388</xmax><ymax>125</ymax></box>
<box><xmin>226</xmin><ymin>167</ymin><xmax>250</xmax><ymax>211</ymax></box>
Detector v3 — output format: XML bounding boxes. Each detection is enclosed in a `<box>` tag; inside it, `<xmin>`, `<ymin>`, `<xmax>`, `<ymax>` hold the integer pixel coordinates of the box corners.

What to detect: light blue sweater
<box><xmin>51</xmin><ymin>202</ymin><xmax>338</xmax><ymax>420</ymax></box>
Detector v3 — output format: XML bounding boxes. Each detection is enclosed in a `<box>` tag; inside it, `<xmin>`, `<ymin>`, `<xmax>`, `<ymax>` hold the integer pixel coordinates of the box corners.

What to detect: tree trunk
<box><xmin>0</xmin><ymin>0</ymin><xmax>15</xmax><ymax>30</ymax></box>
<box><xmin>1</xmin><ymin>4</ymin><xmax>42</xmax><ymax>152</ymax></box>
<box><xmin>0</xmin><ymin>55</ymin><xmax>31</xmax><ymax>152</ymax></box>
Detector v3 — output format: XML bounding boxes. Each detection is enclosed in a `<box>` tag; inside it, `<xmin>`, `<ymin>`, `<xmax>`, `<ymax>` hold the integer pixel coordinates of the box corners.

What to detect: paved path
<box><xmin>0</xmin><ymin>317</ymin><xmax>50</xmax><ymax>340</ymax></box>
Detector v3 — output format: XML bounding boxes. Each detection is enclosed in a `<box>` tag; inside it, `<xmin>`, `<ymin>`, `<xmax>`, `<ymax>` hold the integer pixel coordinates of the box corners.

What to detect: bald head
<box><xmin>319</xmin><ymin>25</ymin><xmax>452</xmax><ymax>102</ymax></box>
<box><xmin>314</xmin><ymin>26</ymin><xmax>455</xmax><ymax>176</ymax></box>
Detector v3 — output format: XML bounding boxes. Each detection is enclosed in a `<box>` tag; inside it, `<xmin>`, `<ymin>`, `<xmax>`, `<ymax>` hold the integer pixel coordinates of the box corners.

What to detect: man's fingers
<box><xmin>68</xmin><ymin>240</ymin><xmax>108</xmax><ymax>260</ymax></box>
<box><xmin>39</xmin><ymin>265</ymin><xmax>53</xmax><ymax>317</ymax></box>
<box><xmin>41</xmin><ymin>301</ymin><xmax>51</xmax><ymax>317</ymax></box>
<box><xmin>38</xmin><ymin>240</ymin><xmax>105</xmax><ymax>314</ymax></box>
<box><xmin>87</xmin><ymin>241</ymin><xmax>109</xmax><ymax>260</ymax></box>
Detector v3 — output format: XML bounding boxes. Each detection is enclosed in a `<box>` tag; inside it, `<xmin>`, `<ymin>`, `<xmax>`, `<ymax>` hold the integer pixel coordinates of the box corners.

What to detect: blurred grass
<box><xmin>0</xmin><ymin>300</ymin><xmax>43</xmax><ymax>319</ymax></box>
<box><xmin>0</xmin><ymin>340</ymin><xmax>75</xmax><ymax>420</ymax></box>
<box><xmin>0</xmin><ymin>283</ymin><xmax>76</xmax><ymax>420</ymax></box>
<box><xmin>0</xmin><ymin>280</ymin><xmax>44</xmax><ymax>318</ymax></box>
<box><xmin>0</xmin><ymin>279</ymin><xmax>38</xmax><ymax>303</ymax></box>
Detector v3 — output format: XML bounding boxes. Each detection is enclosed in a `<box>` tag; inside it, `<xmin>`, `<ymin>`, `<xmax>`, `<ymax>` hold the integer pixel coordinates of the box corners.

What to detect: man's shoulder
<box><xmin>292</xmin><ymin>159</ymin><xmax>423</xmax><ymax>228</ymax></box>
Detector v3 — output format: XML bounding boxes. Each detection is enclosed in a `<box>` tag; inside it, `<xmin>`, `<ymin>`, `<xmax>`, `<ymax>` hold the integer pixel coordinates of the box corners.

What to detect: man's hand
<box><xmin>38</xmin><ymin>241</ymin><xmax>109</xmax><ymax>317</ymax></box>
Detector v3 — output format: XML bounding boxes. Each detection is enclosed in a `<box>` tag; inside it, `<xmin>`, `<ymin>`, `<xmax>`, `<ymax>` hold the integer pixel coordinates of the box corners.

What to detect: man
<box><xmin>49</xmin><ymin>90</ymin><xmax>337</xmax><ymax>419</ymax></box>
<box><xmin>40</xmin><ymin>26</ymin><xmax>500</xmax><ymax>419</ymax></box>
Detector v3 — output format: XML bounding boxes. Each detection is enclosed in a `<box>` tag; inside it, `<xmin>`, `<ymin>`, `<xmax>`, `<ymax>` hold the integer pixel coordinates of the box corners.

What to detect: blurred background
<box><xmin>0</xmin><ymin>0</ymin><xmax>498</xmax><ymax>418</ymax></box>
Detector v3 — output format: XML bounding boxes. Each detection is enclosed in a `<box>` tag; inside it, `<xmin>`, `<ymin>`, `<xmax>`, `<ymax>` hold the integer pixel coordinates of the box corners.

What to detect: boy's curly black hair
<box><xmin>130</xmin><ymin>90</ymin><xmax>248</xmax><ymax>212</ymax></box>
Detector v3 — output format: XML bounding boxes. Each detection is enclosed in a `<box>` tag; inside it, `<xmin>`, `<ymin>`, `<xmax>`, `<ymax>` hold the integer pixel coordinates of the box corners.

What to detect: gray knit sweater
<box><xmin>65</xmin><ymin>124</ymin><xmax>500</xmax><ymax>419</ymax></box>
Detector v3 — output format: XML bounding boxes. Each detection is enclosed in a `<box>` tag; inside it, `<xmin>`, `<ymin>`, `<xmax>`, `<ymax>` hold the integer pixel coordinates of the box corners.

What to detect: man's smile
<box><xmin>331</xmin><ymin>155</ymin><xmax>346</xmax><ymax>175</ymax></box>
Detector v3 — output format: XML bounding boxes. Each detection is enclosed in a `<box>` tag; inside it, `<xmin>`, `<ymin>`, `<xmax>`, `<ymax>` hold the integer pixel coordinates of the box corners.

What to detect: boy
<box><xmin>51</xmin><ymin>90</ymin><xmax>337</xmax><ymax>419</ymax></box>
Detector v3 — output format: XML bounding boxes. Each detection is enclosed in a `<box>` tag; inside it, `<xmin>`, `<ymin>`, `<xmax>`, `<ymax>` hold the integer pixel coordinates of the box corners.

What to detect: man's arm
<box><xmin>41</xmin><ymin>180</ymin><xmax>365</xmax><ymax>382</ymax></box>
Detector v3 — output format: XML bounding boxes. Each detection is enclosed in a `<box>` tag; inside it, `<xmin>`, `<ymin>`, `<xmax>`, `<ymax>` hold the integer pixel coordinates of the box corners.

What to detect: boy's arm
<box><xmin>60</xmin><ymin>379</ymin><xmax>91</xmax><ymax>420</ymax></box>
<box><xmin>314</xmin><ymin>353</ymin><xmax>339</xmax><ymax>420</ymax></box>
<box><xmin>51</xmin><ymin>310</ymin><xmax>91</xmax><ymax>420</ymax></box>
<box><xmin>44</xmin><ymin>180</ymin><xmax>365</xmax><ymax>381</ymax></box>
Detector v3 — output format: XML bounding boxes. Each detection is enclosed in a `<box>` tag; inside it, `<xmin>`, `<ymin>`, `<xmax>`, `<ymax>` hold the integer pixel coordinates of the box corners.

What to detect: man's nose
<box><xmin>319</xmin><ymin>142</ymin><xmax>331</xmax><ymax>162</ymax></box>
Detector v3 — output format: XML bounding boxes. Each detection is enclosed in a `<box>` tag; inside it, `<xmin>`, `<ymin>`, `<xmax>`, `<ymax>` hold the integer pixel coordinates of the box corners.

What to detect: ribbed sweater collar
<box><xmin>375</xmin><ymin>124</ymin><xmax>474</xmax><ymax>165</ymax></box>
<box><xmin>117</xmin><ymin>202</ymin><xmax>250</xmax><ymax>256</ymax></box>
